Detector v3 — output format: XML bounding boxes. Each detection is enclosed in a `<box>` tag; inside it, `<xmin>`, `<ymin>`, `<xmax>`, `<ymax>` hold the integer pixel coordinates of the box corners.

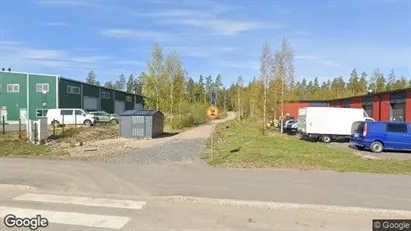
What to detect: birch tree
<box><xmin>147</xmin><ymin>43</ymin><xmax>164</xmax><ymax>110</ymax></box>
<box><xmin>259</xmin><ymin>41</ymin><xmax>274</xmax><ymax>134</ymax></box>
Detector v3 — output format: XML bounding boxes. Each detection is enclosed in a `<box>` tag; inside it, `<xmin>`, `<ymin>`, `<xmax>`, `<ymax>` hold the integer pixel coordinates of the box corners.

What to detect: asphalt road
<box><xmin>1</xmin><ymin>184</ymin><xmax>409</xmax><ymax>231</ymax></box>
<box><xmin>1</xmin><ymin>158</ymin><xmax>410</xmax><ymax>211</ymax></box>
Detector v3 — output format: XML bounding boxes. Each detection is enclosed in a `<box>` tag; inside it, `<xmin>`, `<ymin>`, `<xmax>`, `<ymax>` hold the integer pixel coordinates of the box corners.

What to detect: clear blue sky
<box><xmin>1</xmin><ymin>0</ymin><xmax>410</xmax><ymax>87</ymax></box>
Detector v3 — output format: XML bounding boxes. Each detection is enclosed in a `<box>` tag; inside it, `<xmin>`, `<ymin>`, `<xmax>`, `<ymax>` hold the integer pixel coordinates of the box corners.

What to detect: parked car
<box><xmin>276</xmin><ymin>116</ymin><xmax>295</xmax><ymax>131</ymax></box>
<box><xmin>284</xmin><ymin>119</ymin><xmax>297</xmax><ymax>133</ymax></box>
<box><xmin>350</xmin><ymin>121</ymin><xmax>411</xmax><ymax>153</ymax></box>
<box><xmin>88</xmin><ymin>111</ymin><xmax>119</xmax><ymax>124</ymax></box>
<box><xmin>298</xmin><ymin>107</ymin><xmax>375</xmax><ymax>143</ymax></box>
<box><xmin>46</xmin><ymin>108</ymin><xmax>98</xmax><ymax>126</ymax></box>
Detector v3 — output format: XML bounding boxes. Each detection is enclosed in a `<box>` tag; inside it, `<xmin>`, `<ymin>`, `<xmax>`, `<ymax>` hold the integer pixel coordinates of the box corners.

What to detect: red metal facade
<box><xmin>406</xmin><ymin>90</ymin><xmax>411</xmax><ymax>122</ymax></box>
<box><xmin>283</xmin><ymin>88</ymin><xmax>411</xmax><ymax>122</ymax></box>
<box><xmin>283</xmin><ymin>102</ymin><xmax>309</xmax><ymax>118</ymax></box>
<box><xmin>350</xmin><ymin>96</ymin><xmax>362</xmax><ymax>108</ymax></box>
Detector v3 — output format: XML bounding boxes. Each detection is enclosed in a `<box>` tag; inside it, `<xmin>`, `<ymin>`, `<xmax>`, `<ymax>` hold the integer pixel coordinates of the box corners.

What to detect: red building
<box><xmin>284</xmin><ymin>88</ymin><xmax>411</xmax><ymax>122</ymax></box>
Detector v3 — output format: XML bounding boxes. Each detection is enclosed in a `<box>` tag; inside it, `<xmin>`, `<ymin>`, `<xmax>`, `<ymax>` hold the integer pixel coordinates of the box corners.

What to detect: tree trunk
<box><xmin>263</xmin><ymin>85</ymin><xmax>267</xmax><ymax>135</ymax></box>
<box><xmin>170</xmin><ymin>86</ymin><xmax>173</xmax><ymax>121</ymax></box>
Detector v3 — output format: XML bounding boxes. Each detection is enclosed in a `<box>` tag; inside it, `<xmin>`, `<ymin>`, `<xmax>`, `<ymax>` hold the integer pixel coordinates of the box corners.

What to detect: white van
<box><xmin>46</xmin><ymin>108</ymin><xmax>98</xmax><ymax>126</ymax></box>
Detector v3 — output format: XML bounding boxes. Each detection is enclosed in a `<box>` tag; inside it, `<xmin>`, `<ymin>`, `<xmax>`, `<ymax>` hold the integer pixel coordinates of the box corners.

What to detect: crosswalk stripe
<box><xmin>12</xmin><ymin>193</ymin><xmax>147</xmax><ymax>210</ymax></box>
<box><xmin>0</xmin><ymin>206</ymin><xmax>130</xmax><ymax>229</ymax></box>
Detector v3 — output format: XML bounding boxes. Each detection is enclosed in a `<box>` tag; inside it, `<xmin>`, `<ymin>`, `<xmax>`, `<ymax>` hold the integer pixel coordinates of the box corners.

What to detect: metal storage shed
<box><xmin>119</xmin><ymin>110</ymin><xmax>164</xmax><ymax>138</ymax></box>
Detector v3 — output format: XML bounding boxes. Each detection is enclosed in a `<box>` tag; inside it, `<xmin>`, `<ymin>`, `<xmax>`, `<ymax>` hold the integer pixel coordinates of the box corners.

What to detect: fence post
<box><xmin>62</xmin><ymin>114</ymin><xmax>65</xmax><ymax>135</ymax></box>
<box><xmin>34</xmin><ymin>122</ymin><xmax>38</xmax><ymax>144</ymax></box>
<box><xmin>53</xmin><ymin>121</ymin><xmax>56</xmax><ymax>136</ymax></box>
<box><xmin>75</xmin><ymin>114</ymin><xmax>77</xmax><ymax>129</ymax></box>
<box><xmin>2</xmin><ymin>116</ymin><xmax>5</xmax><ymax>135</ymax></box>
<box><xmin>18</xmin><ymin>118</ymin><xmax>21</xmax><ymax>139</ymax></box>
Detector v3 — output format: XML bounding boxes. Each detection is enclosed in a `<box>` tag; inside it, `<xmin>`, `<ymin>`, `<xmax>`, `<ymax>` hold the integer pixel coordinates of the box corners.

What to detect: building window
<box><xmin>67</xmin><ymin>85</ymin><xmax>80</xmax><ymax>94</ymax></box>
<box><xmin>126</xmin><ymin>96</ymin><xmax>132</xmax><ymax>102</ymax></box>
<box><xmin>36</xmin><ymin>83</ymin><xmax>49</xmax><ymax>93</ymax></box>
<box><xmin>36</xmin><ymin>109</ymin><xmax>48</xmax><ymax>117</ymax></box>
<box><xmin>102</xmin><ymin>91</ymin><xmax>110</xmax><ymax>99</ymax></box>
<box><xmin>390</xmin><ymin>103</ymin><xmax>405</xmax><ymax>122</ymax></box>
<box><xmin>7</xmin><ymin>84</ymin><xmax>19</xmax><ymax>93</ymax></box>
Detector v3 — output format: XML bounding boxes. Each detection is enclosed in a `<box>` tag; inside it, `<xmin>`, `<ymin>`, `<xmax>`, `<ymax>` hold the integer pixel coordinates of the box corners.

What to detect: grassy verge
<box><xmin>202</xmin><ymin>118</ymin><xmax>411</xmax><ymax>175</ymax></box>
<box><xmin>0</xmin><ymin>132</ymin><xmax>67</xmax><ymax>157</ymax></box>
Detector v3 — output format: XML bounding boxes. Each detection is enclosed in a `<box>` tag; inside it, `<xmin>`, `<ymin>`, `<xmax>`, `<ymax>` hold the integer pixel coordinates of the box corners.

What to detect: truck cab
<box><xmin>350</xmin><ymin>121</ymin><xmax>411</xmax><ymax>153</ymax></box>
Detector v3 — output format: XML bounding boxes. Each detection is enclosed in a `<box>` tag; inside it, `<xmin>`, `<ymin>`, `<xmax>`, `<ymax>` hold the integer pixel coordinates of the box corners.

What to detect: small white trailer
<box><xmin>297</xmin><ymin>107</ymin><xmax>374</xmax><ymax>143</ymax></box>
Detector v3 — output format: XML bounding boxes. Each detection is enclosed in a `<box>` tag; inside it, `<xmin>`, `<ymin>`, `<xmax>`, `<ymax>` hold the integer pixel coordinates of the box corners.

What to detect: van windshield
<box><xmin>351</xmin><ymin>121</ymin><xmax>364</xmax><ymax>134</ymax></box>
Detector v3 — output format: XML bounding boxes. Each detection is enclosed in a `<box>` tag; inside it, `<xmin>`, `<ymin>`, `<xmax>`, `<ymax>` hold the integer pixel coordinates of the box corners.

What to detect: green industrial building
<box><xmin>0</xmin><ymin>70</ymin><xmax>145</xmax><ymax>123</ymax></box>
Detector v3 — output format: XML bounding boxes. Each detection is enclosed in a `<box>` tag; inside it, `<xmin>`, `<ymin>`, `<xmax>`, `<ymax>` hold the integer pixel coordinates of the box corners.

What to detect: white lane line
<box><xmin>12</xmin><ymin>193</ymin><xmax>147</xmax><ymax>210</ymax></box>
<box><xmin>0</xmin><ymin>206</ymin><xmax>130</xmax><ymax>229</ymax></box>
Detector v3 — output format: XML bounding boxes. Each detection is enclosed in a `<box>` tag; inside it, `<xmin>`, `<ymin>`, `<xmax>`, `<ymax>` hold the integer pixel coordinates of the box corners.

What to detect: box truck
<box><xmin>298</xmin><ymin>107</ymin><xmax>375</xmax><ymax>143</ymax></box>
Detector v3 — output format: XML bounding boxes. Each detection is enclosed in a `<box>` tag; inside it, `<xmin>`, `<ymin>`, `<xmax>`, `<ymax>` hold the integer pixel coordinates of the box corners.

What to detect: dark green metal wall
<box><xmin>28</xmin><ymin>74</ymin><xmax>57</xmax><ymax>120</ymax></box>
<box><xmin>59</xmin><ymin>79</ymin><xmax>81</xmax><ymax>108</ymax></box>
<box><xmin>0</xmin><ymin>72</ymin><xmax>28</xmax><ymax>121</ymax></box>
<box><xmin>1</xmin><ymin>72</ymin><xmax>146</xmax><ymax>121</ymax></box>
<box><xmin>101</xmin><ymin>89</ymin><xmax>114</xmax><ymax>113</ymax></box>
<box><xmin>125</xmin><ymin>93</ymin><xmax>134</xmax><ymax>110</ymax></box>
<box><xmin>83</xmin><ymin>84</ymin><xmax>99</xmax><ymax>98</ymax></box>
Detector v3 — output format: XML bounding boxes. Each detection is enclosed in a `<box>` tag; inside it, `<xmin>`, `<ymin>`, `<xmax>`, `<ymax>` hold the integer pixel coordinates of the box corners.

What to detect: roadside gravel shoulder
<box><xmin>113</xmin><ymin>112</ymin><xmax>236</xmax><ymax>164</ymax></box>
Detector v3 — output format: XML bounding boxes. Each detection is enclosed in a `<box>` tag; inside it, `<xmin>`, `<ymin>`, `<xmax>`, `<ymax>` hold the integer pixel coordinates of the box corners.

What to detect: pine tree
<box><xmin>114</xmin><ymin>74</ymin><xmax>126</xmax><ymax>91</ymax></box>
<box><xmin>386</xmin><ymin>69</ymin><xmax>396</xmax><ymax>91</ymax></box>
<box><xmin>347</xmin><ymin>69</ymin><xmax>359</xmax><ymax>95</ymax></box>
<box><xmin>214</xmin><ymin>74</ymin><xmax>223</xmax><ymax>106</ymax></box>
<box><xmin>86</xmin><ymin>71</ymin><xmax>100</xmax><ymax>86</ymax></box>
<box><xmin>375</xmin><ymin>74</ymin><xmax>386</xmax><ymax>93</ymax></box>
<box><xmin>358</xmin><ymin>72</ymin><xmax>368</xmax><ymax>95</ymax></box>
<box><xmin>126</xmin><ymin>74</ymin><xmax>135</xmax><ymax>93</ymax></box>
<box><xmin>104</xmin><ymin>81</ymin><xmax>114</xmax><ymax>89</ymax></box>
<box><xmin>198</xmin><ymin>75</ymin><xmax>206</xmax><ymax>104</ymax></box>
<box><xmin>205</xmin><ymin>75</ymin><xmax>213</xmax><ymax>104</ymax></box>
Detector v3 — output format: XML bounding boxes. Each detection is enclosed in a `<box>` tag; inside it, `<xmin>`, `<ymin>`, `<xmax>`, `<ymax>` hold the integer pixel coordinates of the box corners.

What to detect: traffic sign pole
<box><xmin>206</xmin><ymin>105</ymin><xmax>219</xmax><ymax>160</ymax></box>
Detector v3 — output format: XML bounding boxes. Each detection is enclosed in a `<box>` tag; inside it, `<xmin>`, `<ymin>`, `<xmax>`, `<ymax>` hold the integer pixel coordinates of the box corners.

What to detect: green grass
<box><xmin>0</xmin><ymin>132</ymin><xmax>67</xmax><ymax>157</ymax></box>
<box><xmin>202</xmin><ymin>118</ymin><xmax>411</xmax><ymax>175</ymax></box>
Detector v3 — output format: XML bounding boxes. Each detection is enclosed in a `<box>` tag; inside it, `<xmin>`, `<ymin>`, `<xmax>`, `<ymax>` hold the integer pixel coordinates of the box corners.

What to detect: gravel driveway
<box><xmin>113</xmin><ymin>112</ymin><xmax>236</xmax><ymax>165</ymax></box>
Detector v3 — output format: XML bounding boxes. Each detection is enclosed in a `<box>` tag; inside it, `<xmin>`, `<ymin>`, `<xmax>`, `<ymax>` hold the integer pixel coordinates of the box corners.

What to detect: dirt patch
<box><xmin>60</xmin><ymin>112</ymin><xmax>236</xmax><ymax>161</ymax></box>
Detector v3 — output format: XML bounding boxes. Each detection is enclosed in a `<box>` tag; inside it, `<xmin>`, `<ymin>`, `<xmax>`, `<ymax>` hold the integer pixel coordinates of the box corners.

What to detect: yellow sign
<box><xmin>206</xmin><ymin>105</ymin><xmax>219</xmax><ymax>120</ymax></box>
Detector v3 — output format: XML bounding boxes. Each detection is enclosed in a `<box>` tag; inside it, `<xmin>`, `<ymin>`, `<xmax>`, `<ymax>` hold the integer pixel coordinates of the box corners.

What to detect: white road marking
<box><xmin>13</xmin><ymin>193</ymin><xmax>147</xmax><ymax>210</ymax></box>
<box><xmin>160</xmin><ymin>196</ymin><xmax>411</xmax><ymax>216</ymax></box>
<box><xmin>0</xmin><ymin>206</ymin><xmax>130</xmax><ymax>229</ymax></box>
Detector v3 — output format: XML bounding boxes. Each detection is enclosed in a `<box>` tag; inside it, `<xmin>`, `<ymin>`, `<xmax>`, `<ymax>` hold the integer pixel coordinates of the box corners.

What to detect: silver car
<box><xmin>88</xmin><ymin>111</ymin><xmax>119</xmax><ymax>124</ymax></box>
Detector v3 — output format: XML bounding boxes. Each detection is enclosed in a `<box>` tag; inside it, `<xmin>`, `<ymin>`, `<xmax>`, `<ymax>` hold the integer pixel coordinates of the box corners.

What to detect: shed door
<box><xmin>115</xmin><ymin>101</ymin><xmax>125</xmax><ymax>114</ymax></box>
<box><xmin>391</xmin><ymin>103</ymin><xmax>405</xmax><ymax>122</ymax></box>
<box><xmin>84</xmin><ymin>97</ymin><xmax>99</xmax><ymax>111</ymax></box>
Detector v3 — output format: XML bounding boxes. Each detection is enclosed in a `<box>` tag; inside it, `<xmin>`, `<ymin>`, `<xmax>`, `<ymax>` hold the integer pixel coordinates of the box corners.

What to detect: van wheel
<box><xmin>83</xmin><ymin>120</ymin><xmax>92</xmax><ymax>126</ymax></box>
<box><xmin>370</xmin><ymin>141</ymin><xmax>384</xmax><ymax>153</ymax></box>
<box><xmin>321</xmin><ymin>135</ymin><xmax>332</xmax><ymax>143</ymax></box>
<box><xmin>51</xmin><ymin>120</ymin><xmax>60</xmax><ymax>127</ymax></box>
<box><xmin>110</xmin><ymin>119</ymin><xmax>118</xmax><ymax>124</ymax></box>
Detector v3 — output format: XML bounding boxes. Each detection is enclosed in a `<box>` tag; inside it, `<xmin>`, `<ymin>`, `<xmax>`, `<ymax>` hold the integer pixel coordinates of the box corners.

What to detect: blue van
<box><xmin>350</xmin><ymin>121</ymin><xmax>411</xmax><ymax>153</ymax></box>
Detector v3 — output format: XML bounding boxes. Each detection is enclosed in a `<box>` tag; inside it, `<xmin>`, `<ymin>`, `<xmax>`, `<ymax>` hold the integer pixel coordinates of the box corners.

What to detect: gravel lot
<box><xmin>330</xmin><ymin>142</ymin><xmax>411</xmax><ymax>160</ymax></box>
<box><xmin>113</xmin><ymin>112</ymin><xmax>236</xmax><ymax>165</ymax></box>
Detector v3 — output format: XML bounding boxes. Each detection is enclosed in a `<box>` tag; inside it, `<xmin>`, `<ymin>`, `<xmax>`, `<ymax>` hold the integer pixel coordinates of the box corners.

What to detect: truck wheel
<box><xmin>370</xmin><ymin>141</ymin><xmax>384</xmax><ymax>153</ymax></box>
<box><xmin>321</xmin><ymin>135</ymin><xmax>332</xmax><ymax>143</ymax></box>
<box><xmin>110</xmin><ymin>119</ymin><xmax>118</xmax><ymax>124</ymax></box>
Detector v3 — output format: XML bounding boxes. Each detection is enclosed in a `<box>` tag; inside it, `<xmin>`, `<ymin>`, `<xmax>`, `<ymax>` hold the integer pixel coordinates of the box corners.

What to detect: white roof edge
<box><xmin>0</xmin><ymin>70</ymin><xmax>59</xmax><ymax>77</ymax></box>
